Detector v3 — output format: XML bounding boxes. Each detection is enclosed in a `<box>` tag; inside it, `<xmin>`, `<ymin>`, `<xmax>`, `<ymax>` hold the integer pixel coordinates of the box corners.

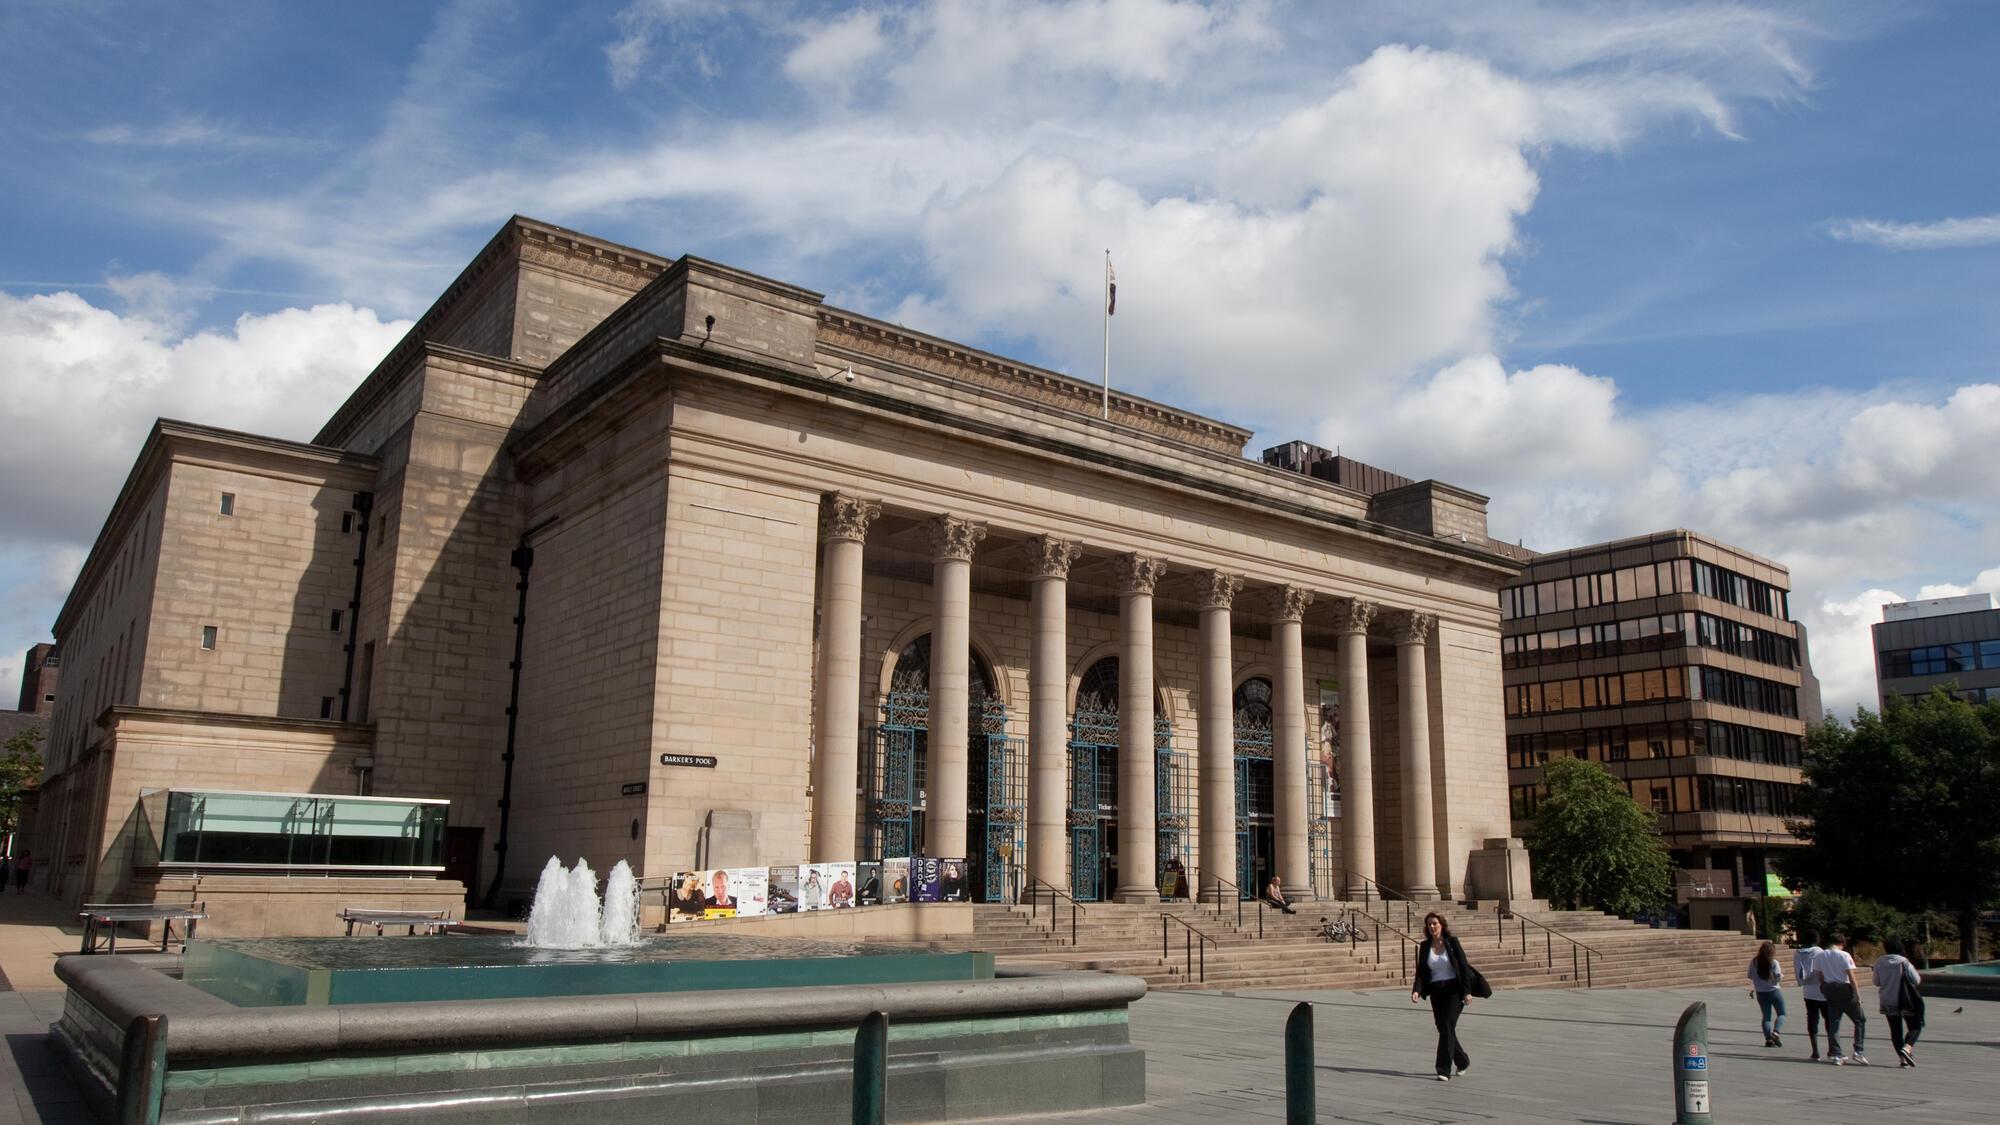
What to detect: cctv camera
<box><xmin>843</xmin><ymin>369</ymin><xmax>856</xmax><ymax>383</ymax></box>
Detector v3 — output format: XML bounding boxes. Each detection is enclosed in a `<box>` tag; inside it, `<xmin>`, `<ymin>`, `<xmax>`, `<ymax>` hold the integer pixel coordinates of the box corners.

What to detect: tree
<box><xmin>1528</xmin><ymin>756</ymin><xmax>1675</xmax><ymax>916</ymax></box>
<box><xmin>1785</xmin><ymin>690</ymin><xmax>2000</xmax><ymax>963</ymax></box>
<box><xmin>0</xmin><ymin>726</ymin><xmax>43</xmax><ymax>836</ymax></box>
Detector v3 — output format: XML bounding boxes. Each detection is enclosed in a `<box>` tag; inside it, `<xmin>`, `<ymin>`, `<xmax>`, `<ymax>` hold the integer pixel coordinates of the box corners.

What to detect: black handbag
<box><xmin>1467</xmin><ymin>966</ymin><xmax>1493</xmax><ymax>999</ymax></box>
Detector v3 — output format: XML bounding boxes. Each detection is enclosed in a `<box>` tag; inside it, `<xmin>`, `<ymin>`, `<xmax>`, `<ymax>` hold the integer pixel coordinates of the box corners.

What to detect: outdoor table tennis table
<box><xmin>77</xmin><ymin>902</ymin><xmax>206</xmax><ymax>954</ymax></box>
<box><xmin>339</xmin><ymin>908</ymin><xmax>454</xmax><ymax>936</ymax></box>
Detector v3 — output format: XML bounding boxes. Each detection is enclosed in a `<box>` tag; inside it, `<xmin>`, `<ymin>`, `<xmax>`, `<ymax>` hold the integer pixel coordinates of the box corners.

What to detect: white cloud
<box><xmin>1828</xmin><ymin>214</ymin><xmax>2000</xmax><ymax>250</ymax></box>
<box><xmin>783</xmin><ymin>9</ymin><xmax>889</xmax><ymax>100</ymax></box>
<box><xmin>0</xmin><ymin>290</ymin><xmax>410</xmax><ymax>548</ymax></box>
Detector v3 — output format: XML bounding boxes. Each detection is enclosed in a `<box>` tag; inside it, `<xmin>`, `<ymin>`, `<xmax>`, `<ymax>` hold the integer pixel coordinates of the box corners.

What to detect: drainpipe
<box><xmin>338</xmin><ymin>491</ymin><xmax>374</xmax><ymax>721</ymax></box>
<box><xmin>482</xmin><ymin>544</ymin><xmax>534</xmax><ymax>910</ymax></box>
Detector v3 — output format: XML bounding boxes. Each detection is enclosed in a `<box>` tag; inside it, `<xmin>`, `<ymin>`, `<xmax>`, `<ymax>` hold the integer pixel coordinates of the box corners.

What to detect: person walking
<box><xmin>1747</xmin><ymin>941</ymin><xmax>1786</xmax><ymax>1047</ymax></box>
<box><xmin>1410</xmin><ymin>911</ymin><xmax>1478</xmax><ymax>1081</ymax></box>
<box><xmin>1872</xmin><ymin>938</ymin><xmax>1925</xmax><ymax>1067</ymax></box>
<box><xmin>1795</xmin><ymin>933</ymin><xmax>1827</xmax><ymax>1060</ymax></box>
<box><xmin>1810</xmin><ymin>933</ymin><xmax>1868</xmax><ymax>1065</ymax></box>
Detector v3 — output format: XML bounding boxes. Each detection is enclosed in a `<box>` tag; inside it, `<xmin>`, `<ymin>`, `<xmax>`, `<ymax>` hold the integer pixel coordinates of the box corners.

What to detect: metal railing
<box><xmin>1340</xmin><ymin>906</ymin><xmax>1419</xmax><ymax>979</ymax></box>
<box><xmin>1332</xmin><ymin>867</ymin><xmax>1427</xmax><ymax>932</ymax></box>
<box><xmin>1495</xmin><ymin>907</ymin><xmax>1603</xmax><ymax>988</ymax></box>
<box><xmin>1198</xmin><ymin>871</ymin><xmax>1264</xmax><ymax>938</ymax></box>
<box><xmin>1025</xmin><ymin>876</ymin><xmax>1084</xmax><ymax>945</ymax></box>
<box><xmin>1161</xmin><ymin>912</ymin><xmax>1219</xmax><ymax>983</ymax></box>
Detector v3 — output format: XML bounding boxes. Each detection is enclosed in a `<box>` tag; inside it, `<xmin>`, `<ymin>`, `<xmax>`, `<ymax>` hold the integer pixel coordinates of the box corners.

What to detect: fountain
<box><xmin>49</xmin><ymin>854</ymin><xmax>1145</xmax><ymax>1122</ymax></box>
<box><xmin>522</xmin><ymin>856</ymin><xmax>640</xmax><ymax>948</ymax></box>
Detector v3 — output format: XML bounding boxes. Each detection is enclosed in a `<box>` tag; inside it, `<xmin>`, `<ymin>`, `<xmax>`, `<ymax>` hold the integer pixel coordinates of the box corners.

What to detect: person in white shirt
<box><xmin>1747</xmin><ymin>942</ymin><xmax>1785</xmax><ymax>1047</ymax></box>
<box><xmin>1809</xmin><ymin>933</ymin><xmax>1868</xmax><ymax>1065</ymax></box>
<box><xmin>1794</xmin><ymin>935</ymin><xmax>1827</xmax><ymax>1060</ymax></box>
<box><xmin>1871</xmin><ymin>938</ymin><xmax>1924</xmax><ymax>1067</ymax></box>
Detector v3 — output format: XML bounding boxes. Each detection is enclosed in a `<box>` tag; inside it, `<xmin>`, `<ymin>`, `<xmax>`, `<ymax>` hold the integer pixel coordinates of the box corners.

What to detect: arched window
<box><xmin>1233</xmin><ymin>677</ymin><xmax>1273</xmax><ymax>727</ymax></box>
<box><xmin>891</xmin><ymin>633</ymin><xmax>998</xmax><ymax>713</ymax></box>
<box><xmin>1075</xmin><ymin>657</ymin><xmax>1119</xmax><ymax>714</ymax></box>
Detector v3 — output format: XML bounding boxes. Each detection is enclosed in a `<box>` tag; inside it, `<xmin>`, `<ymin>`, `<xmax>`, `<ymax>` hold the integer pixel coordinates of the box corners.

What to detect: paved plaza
<box><xmin>2</xmin><ymin>894</ymin><xmax>1995</xmax><ymax>1124</ymax></box>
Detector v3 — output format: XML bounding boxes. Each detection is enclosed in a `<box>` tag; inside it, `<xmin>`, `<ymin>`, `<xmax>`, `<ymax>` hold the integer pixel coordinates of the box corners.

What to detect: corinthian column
<box><xmin>1270</xmin><ymin>584</ymin><xmax>1314</xmax><ymax>898</ymax></box>
<box><xmin>1196</xmin><ymin>571</ymin><xmax>1243</xmax><ymax>902</ymax></box>
<box><xmin>924</xmin><ymin>514</ymin><xmax>987</xmax><ymax>860</ymax></box>
<box><xmin>810</xmin><ymin>492</ymin><xmax>881</xmax><ymax>862</ymax></box>
<box><xmin>1333</xmin><ymin>597</ymin><xmax>1378</xmax><ymax>898</ymax></box>
<box><xmin>1114</xmin><ymin>552</ymin><xmax>1166</xmax><ymax>903</ymax></box>
<box><xmin>1027</xmin><ymin>536</ymin><xmax>1083</xmax><ymax>894</ymax></box>
<box><xmin>1395</xmin><ymin>610</ymin><xmax>1440</xmax><ymax>899</ymax></box>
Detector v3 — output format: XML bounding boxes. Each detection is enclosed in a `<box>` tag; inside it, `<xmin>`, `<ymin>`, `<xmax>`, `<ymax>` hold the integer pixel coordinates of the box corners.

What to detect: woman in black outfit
<box><xmin>1410</xmin><ymin>911</ymin><xmax>1475</xmax><ymax>1081</ymax></box>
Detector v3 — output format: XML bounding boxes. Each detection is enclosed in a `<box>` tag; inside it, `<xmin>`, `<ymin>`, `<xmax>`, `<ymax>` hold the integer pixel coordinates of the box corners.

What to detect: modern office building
<box><xmin>33</xmin><ymin>216</ymin><xmax>1532</xmax><ymax>928</ymax></box>
<box><xmin>1873</xmin><ymin>593</ymin><xmax>2000</xmax><ymax>707</ymax></box>
<box><xmin>1501</xmin><ymin>530</ymin><xmax>1809</xmax><ymax>926</ymax></box>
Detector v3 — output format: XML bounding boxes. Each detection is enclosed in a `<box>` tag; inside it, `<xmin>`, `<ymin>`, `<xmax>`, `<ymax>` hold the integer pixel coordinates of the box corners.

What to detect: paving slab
<box><xmin>990</xmin><ymin>983</ymin><xmax>2000</xmax><ymax>1124</ymax></box>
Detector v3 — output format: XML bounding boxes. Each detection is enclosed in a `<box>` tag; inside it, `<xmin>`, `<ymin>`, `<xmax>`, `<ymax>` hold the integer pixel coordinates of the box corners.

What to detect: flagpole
<box><xmin>1101</xmin><ymin>250</ymin><xmax>1111</xmax><ymax>420</ymax></box>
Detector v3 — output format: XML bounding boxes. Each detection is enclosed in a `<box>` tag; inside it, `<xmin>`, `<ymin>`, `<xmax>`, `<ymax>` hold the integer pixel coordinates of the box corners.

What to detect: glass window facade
<box><xmin>1879</xmin><ymin>641</ymin><xmax>2000</xmax><ymax>678</ymax></box>
<box><xmin>159</xmin><ymin>790</ymin><xmax>448</xmax><ymax>870</ymax></box>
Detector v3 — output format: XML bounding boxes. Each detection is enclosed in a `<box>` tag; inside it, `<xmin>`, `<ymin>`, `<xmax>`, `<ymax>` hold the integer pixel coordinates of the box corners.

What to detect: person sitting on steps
<box><xmin>1262</xmin><ymin>875</ymin><xmax>1297</xmax><ymax>914</ymax></box>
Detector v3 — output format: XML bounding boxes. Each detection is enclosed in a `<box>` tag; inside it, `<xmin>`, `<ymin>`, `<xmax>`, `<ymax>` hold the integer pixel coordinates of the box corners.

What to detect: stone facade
<box><xmin>36</xmin><ymin>217</ymin><xmax>1526</xmax><ymax>921</ymax></box>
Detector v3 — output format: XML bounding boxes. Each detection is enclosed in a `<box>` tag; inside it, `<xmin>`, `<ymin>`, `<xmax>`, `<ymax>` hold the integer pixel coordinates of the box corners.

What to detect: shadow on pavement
<box><xmin>6</xmin><ymin>1031</ymin><xmax>93</xmax><ymax>1124</ymax></box>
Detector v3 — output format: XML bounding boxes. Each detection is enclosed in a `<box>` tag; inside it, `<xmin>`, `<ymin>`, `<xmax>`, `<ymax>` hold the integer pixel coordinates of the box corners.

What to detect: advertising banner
<box><xmin>766</xmin><ymin>865</ymin><xmax>801</xmax><ymax>913</ymax></box>
<box><xmin>667</xmin><ymin>871</ymin><xmax>707</xmax><ymax>923</ymax></box>
<box><xmin>725</xmin><ymin>867</ymin><xmax>769</xmax><ymax>917</ymax></box>
<box><xmin>882</xmin><ymin>857</ymin><xmax>911</xmax><ymax>903</ymax></box>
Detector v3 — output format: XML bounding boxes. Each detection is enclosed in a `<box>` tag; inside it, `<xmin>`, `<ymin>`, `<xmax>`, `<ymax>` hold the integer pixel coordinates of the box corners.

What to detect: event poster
<box><xmin>797</xmin><ymin>864</ymin><xmax>829</xmax><ymax>910</ymax></box>
<box><xmin>725</xmin><ymin>867</ymin><xmax>769</xmax><ymax>917</ymax></box>
<box><xmin>667</xmin><ymin>871</ymin><xmax>707</xmax><ymax>923</ymax></box>
<box><xmin>912</xmin><ymin>857</ymin><xmax>969</xmax><ymax>902</ymax></box>
<box><xmin>856</xmin><ymin>861</ymin><xmax>883</xmax><ymax>906</ymax></box>
<box><xmin>766</xmin><ymin>865</ymin><xmax>800</xmax><ymax>913</ymax></box>
<box><xmin>1317</xmin><ymin>679</ymin><xmax>1342</xmax><ymax>819</ymax></box>
<box><xmin>881</xmin><ymin>858</ymin><xmax>910</xmax><ymax>903</ymax></box>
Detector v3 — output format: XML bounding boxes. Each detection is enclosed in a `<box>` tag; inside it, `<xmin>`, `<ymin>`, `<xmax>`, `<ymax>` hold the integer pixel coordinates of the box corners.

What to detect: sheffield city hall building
<box><xmin>34</xmin><ymin>218</ymin><xmax>1534</xmax><ymax>926</ymax></box>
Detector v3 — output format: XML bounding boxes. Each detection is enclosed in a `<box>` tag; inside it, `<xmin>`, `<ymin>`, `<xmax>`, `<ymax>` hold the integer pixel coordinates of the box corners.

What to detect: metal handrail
<box><xmin>1497</xmin><ymin>907</ymin><xmax>1603</xmax><ymax>988</ymax></box>
<box><xmin>1333</xmin><ymin>867</ymin><xmax>1425</xmax><ymax>932</ymax></box>
<box><xmin>1345</xmin><ymin>906</ymin><xmax>1420</xmax><ymax>979</ymax></box>
<box><xmin>1025</xmin><ymin>876</ymin><xmax>1083</xmax><ymax>946</ymax></box>
<box><xmin>1200</xmin><ymin>872</ymin><xmax>1247</xmax><ymax>931</ymax></box>
<box><xmin>1161</xmin><ymin>912</ymin><xmax>1219</xmax><ymax>983</ymax></box>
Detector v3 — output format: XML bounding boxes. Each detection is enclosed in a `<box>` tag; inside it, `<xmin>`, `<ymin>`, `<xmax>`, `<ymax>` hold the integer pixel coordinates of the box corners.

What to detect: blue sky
<box><xmin>3</xmin><ymin>0</ymin><xmax>1998</xmax><ymax>717</ymax></box>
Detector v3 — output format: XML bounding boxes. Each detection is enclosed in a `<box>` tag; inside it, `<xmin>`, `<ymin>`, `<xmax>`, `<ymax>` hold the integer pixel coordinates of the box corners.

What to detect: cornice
<box><xmin>818</xmin><ymin>311</ymin><xmax>1252</xmax><ymax>456</ymax></box>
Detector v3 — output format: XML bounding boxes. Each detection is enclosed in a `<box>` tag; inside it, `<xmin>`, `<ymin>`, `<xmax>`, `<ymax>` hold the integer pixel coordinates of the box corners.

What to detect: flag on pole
<box><xmin>1106</xmin><ymin>256</ymin><xmax>1117</xmax><ymax>316</ymax></box>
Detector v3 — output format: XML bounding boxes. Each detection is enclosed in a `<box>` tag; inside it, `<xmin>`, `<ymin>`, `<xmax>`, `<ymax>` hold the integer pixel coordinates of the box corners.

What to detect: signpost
<box><xmin>659</xmin><ymin>754</ymin><xmax>718</xmax><ymax>768</ymax></box>
<box><xmin>1673</xmin><ymin>1001</ymin><xmax>1713</xmax><ymax>1124</ymax></box>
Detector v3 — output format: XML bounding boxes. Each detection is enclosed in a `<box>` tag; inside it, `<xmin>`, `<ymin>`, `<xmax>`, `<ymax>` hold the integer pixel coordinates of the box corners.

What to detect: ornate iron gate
<box><xmin>1233</xmin><ymin>715</ymin><xmax>1273</xmax><ymax>898</ymax></box>
<box><xmin>973</xmin><ymin>698</ymin><xmax>1026</xmax><ymax>902</ymax></box>
<box><xmin>1307</xmin><ymin>750</ymin><xmax>1337</xmax><ymax>899</ymax></box>
<box><xmin>1066</xmin><ymin>696</ymin><xmax>1118</xmax><ymax>901</ymax></box>
<box><xmin>864</xmin><ymin>680</ymin><xmax>929</xmax><ymax>862</ymax></box>
<box><xmin>1155</xmin><ymin>714</ymin><xmax>1192</xmax><ymax>898</ymax></box>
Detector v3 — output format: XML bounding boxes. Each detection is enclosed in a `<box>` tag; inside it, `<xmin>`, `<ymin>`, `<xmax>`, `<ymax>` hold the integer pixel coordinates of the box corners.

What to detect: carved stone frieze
<box><xmin>818</xmin><ymin>493</ymin><xmax>882</xmax><ymax>543</ymax></box>
<box><xmin>1196</xmin><ymin>571</ymin><xmax>1245</xmax><ymax>610</ymax></box>
<box><xmin>1329</xmin><ymin>597</ymin><xmax>1377</xmax><ymax>635</ymax></box>
<box><xmin>1027</xmin><ymin>535</ymin><xmax>1084</xmax><ymax>580</ymax></box>
<box><xmin>1392</xmin><ymin>609</ymin><xmax>1435</xmax><ymax>646</ymax></box>
<box><xmin>1267</xmin><ymin>584</ymin><xmax>1313</xmax><ymax>623</ymax></box>
<box><xmin>1114</xmin><ymin>553</ymin><xmax>1167</xmax><ymax>597</ymax></box>
<box><xmin>925</xmin><ymin>514</ymin><xmax>989</xmax><ymax>562</ymax></box>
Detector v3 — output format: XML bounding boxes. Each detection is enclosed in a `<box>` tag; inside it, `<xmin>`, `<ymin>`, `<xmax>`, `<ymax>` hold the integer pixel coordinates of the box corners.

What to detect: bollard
<box><xmin>853</xmin><ymin>1010</ymin><xmax>887</xmax><ymax>1125</ymax></box>
<box><xmin>1672</xmin><ymin>1002</ymin><xmax>1713</xmax><ymax>1124</ymax></box>
<box><xmin>1285</xmin><ymin>1002</ymin><xmax>1315</xmax><ymax>1124</ymax></box>
<box><xmin>114</xmin><ymin>1013</ymin><xmax>168</xmax><ymax>1125</ymax></box>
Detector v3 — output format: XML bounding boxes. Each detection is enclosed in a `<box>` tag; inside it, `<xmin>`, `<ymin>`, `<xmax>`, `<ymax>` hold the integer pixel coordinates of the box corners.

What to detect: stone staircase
<box><xmin>936</xmin><ymin>897</ymin><xmax>1768</xmax><ymax>994</ymax></box>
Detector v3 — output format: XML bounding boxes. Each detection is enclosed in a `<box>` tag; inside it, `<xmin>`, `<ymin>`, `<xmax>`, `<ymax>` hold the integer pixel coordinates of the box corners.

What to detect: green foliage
<box><xmin>1748</xmin><ymin>894</ymin><xmax>1789</xmax><ymax>942</ymax></box>
<box><xmin>1789</xmin><ymin>888</ymin><xmax>1919</xmax><ymax>946</ymax></box>
<box><xmin>0</xmin><ymin>726</ymin><xmax>43</xmax><ymax>834</ymax></box>
<box><xmin>1527</xmin><ymin>756</ymin><xmax>1674</xmax><ymax>916</ymax></box>
<box><xmin>1784</xmin><ymin>692</ymin><xmax>2000</xmax><ymax>937</ymax></box>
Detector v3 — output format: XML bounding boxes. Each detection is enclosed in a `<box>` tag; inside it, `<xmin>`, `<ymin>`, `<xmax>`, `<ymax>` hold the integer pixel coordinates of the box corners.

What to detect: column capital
<box><xmin>1330</xmin><ymin>596</ymin><xmax>1376</xmax><ymax>635</ymax></box>
<box><xmin>1391</xmin><ymin>609</ymin><xmax>1435</xmax><ymax>646</ymax></box>
<box><xmin>819</xmin><ymin>492</ymin><xmax>882</xmax><ymax>543</ymax></box>
<box><xmin>1114</xmin><ymin>553</ymin><xmax>1167</xmax><ymax>596</ymax></box>
<box><xmin>924</xmin><ymin>513</ymin><xmax>988</xmax><ymax>562</ymax></box>
<box><xmin>1026</xmin><ymin>535</ymin><xmax>1084</xmax><ymax>580</ymax></box>
<box><xmin>1267</xmin><ymin>584</ymin><xmax>1313</xmax><ymax>623</ymax></box>
<box><xmin>1195</xmin><ymin>570</ymin><xmax>1244</xmax><ymax>610</ymax></box>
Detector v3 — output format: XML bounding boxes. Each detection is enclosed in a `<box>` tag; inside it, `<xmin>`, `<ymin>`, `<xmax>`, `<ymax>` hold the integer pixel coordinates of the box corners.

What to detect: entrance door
<box><xmin>444</xmin><ymin>826</ymin><xmax>482</xmax><ymax>908</ymax></box>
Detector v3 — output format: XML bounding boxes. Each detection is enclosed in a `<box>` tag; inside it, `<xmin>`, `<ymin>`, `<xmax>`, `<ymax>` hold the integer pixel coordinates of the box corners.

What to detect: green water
<box><xmin>184</xmin><ymin>935</ymin><xmax>991</xmax><ymax>1007</ymax></box>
